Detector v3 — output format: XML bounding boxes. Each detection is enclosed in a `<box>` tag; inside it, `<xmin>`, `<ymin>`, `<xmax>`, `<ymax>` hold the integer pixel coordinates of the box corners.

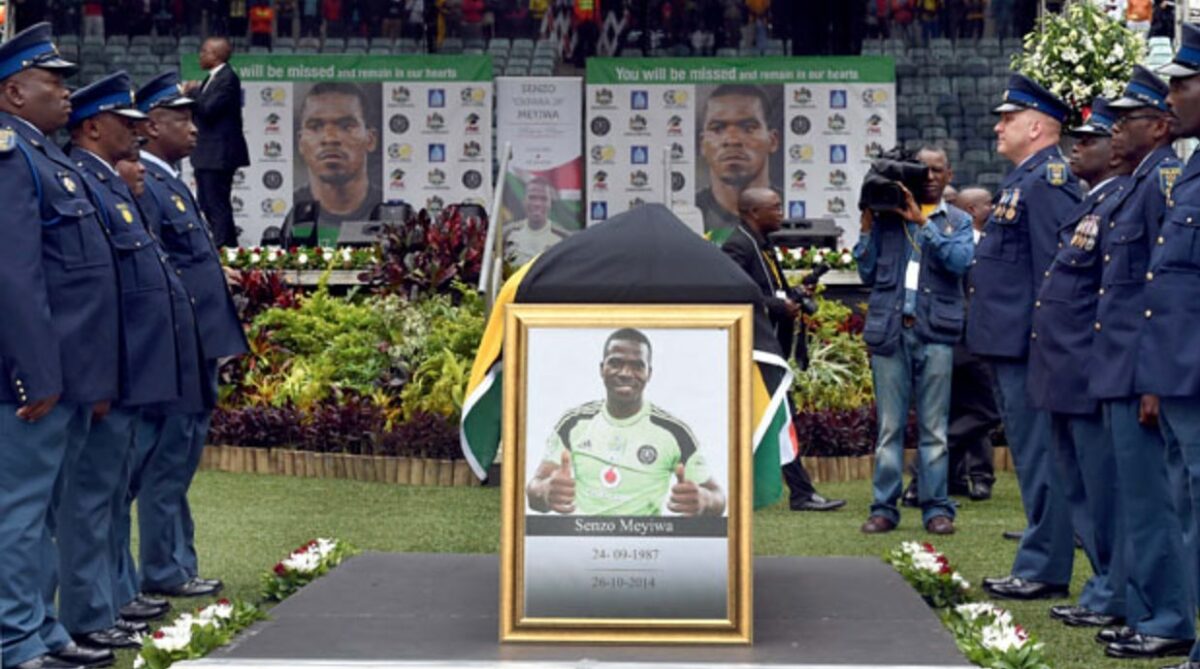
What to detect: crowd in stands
<box><xmin>6</xmin><ymin>1</ymin><xmax>1185</xmax><ymax>63</ymax></box>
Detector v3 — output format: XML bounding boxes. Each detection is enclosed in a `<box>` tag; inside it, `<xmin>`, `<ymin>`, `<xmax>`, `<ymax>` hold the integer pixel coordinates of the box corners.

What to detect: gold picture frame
<box><xmin>499</xmin><ymin>304</ymin><xmax>753</xmax><ymax>644</ymax></box>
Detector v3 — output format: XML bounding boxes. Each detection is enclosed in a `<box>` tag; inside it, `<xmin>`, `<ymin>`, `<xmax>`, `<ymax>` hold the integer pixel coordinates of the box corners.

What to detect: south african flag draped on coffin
<box><xmin>459</xmin><ymin>204</ymin><xmax>799</xmax><ymax>509</ymax></box>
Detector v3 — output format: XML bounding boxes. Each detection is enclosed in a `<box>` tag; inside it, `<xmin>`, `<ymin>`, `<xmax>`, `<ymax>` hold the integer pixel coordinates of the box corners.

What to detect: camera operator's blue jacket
<box><xmin>853</xmin><ymin>202</ymin><xmax>975</xmax><ymax>356</ymax></box>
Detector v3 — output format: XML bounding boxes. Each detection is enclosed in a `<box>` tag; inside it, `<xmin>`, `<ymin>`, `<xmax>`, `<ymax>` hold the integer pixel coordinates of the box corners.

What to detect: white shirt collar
<box><xmin>80</xmin><ymin>149</ymin><xmax>118</xmax><ymax>177</ymax></box>
<box><xmin>208</xmin><ymin>62</ymin><xmax>227</xmax><ymax>77</ymax></box>
<box><xmin>8</xmin><ymin>114</ymin><xmax>45</xmax><ymax>139</ymax></box>
<box><xmin>1088</xmin><ymin>176</ymin><xmax>1117</xmax><ymax>196</ymax></box>
<box><xmin>140</xmin><ymin>150</ymin><xmax>178</xmax><ymax>178</ymax></box>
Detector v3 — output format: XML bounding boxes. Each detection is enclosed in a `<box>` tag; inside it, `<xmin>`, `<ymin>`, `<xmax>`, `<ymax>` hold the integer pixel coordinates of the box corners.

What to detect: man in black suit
<box><xmin>184</xmin><ymin>37</ymin><xmax>250</xmax><ymax>247</ymax></box>
<box><xmin>721</xmin><ymin>187</ymin><xmax>845</xmax><ymax>512</ymax></box>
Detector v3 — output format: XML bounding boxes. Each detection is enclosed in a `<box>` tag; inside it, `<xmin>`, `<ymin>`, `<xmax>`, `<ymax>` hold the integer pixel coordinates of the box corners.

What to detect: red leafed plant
<box><xmin>360</xmin><ymin>205</ymin><xmax>487</xmax><ymax>299</ymax></box>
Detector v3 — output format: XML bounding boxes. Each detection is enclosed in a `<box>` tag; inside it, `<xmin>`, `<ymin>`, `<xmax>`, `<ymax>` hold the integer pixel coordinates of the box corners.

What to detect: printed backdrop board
<box><xmin>495</xmin><ymin>77</ymin><xmax>584</xmax><ymax>265</ymax></box>
<box><xmin>181</xmin><ymin>55</ymin><xmax>493</xmax><ymax>247</ymax></box>
<box><xmin>584</xmin><ymin>57</ymin><xmax>895</xmax><ymax>250</ymax></box>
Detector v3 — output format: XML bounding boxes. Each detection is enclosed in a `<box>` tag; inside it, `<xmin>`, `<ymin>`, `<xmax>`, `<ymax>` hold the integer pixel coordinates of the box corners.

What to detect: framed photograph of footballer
<box><xmin>499</xmin><ymin>304</ymin><xmax>753</xmax><ymax>644</ymax></box>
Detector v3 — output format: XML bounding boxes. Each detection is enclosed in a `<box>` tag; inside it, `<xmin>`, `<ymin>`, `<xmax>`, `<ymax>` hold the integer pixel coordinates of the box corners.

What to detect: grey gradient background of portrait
<box><xmin>292</xmin><ymin>81</ymin><xmax>383</xmax><ymax>207</ymax></box>
<box><xmin>522</xmin><ymin>327</ymin><xmax>730</xmax><ymax>516</ymax></box>
<box><xmin>693</xmin><ymin>84</ymin><xmax>784</xmax><ymax>198</ymax></box>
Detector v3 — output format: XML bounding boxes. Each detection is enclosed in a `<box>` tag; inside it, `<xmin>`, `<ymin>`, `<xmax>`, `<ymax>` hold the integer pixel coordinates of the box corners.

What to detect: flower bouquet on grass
<box><xmin>261</xmin><ymin>538</ymin><xmax>360</xmax><ymax>601</ymax></box>
<box><xmin>943</xmin><ymin>602</ymin><xmax>1052</xmax><ymax>669</ymax></box>
<box><xmin>134</xmin><ymin>599</ymin><xmax>266</xmax><ymax>669</ymax></box>
<box><xmin>884</xmin><ymin>541</ymin><xmax>971</xmax><ymax>609</ymax></box>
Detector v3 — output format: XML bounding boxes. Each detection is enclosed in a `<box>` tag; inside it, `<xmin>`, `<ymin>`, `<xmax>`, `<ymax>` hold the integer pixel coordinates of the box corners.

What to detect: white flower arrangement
<box><xmin>134</xmin><ymin>599</ymin><xmax>265</xmax><ymax>669</ymax></box>
<box><xmin>263</xmin><ymin>538</ymin><xmax>359</xmax><ymax>601</ymax></box>
<box><xmin>1011</xmin><ymin>0</ymin><xmax>1145</xmax><ymax>119</ymax></box>
<box><xmin>945</xmin><ymin>600</ymin><xmax>1048</xmax><ymax>669</ymax></box>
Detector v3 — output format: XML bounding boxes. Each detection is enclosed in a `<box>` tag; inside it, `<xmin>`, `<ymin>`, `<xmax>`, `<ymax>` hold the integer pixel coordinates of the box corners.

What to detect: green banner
<box><xmin>585</xmin><ymin>56</ymin><xmax>894</xmax><ymax>85</ymax></box>
<box><xmin>180</xmin><ymin>54</ymin><xmax>494</xmax><ymax>83</ymax></box>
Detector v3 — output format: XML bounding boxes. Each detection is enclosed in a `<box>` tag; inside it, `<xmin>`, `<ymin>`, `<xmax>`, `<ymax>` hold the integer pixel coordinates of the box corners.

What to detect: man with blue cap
<box><xmin>0</xmin><ymin>22</ymin><xmax>122</xmax><ymax>669</ymax></box>
<box><xmin>1141</xmin><ymin>22</ymin><xmax>1200</xmax><ymax>669</ymax></box>
<box><xmin>1027</xmin><ymin>97</ymin><xmax>1131</xmax><ymax>631</ymax></box>
<box><xmin>1088</xmin><ymin>65</ymin><xmax>1194</xmax><ymax>661</ymax></box>
<box><xmin>54</xmin><ymin>70</ymin><xmax>192</xmax><ymax>655</ymax></box>
<box><xmin>969</xmin><ymin>73</ymin><xmax>1082</xmax><ymax>602</ymax></box>
<box><xmin>111</xmin><ymin>70</ymin><xmax>245</xmax><ymax>609</ymax></box>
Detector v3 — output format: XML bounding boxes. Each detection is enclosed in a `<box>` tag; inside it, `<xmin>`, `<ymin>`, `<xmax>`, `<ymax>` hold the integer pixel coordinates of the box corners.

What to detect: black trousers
<box><xmin>195</xmin><ymin>169</ymin><xmax>239</xmax><ymax>248</ymax></box>
<box><xmin>784</xmin><ymin>458</ymin><xmax>817</xmax><ymax>506</ymax></box>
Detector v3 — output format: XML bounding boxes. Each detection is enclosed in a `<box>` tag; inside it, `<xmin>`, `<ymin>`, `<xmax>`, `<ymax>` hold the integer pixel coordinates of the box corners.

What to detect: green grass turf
<box><xmin>109</xmin><ymin>469</ymin><xmax>1178</xmax><ymax>669</ymax></box>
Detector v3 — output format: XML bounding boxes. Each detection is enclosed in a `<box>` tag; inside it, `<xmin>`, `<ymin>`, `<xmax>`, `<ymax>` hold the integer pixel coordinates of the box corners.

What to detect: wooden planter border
<box><xmin>200</xmin><ymin>445</ymin><xmax>1013</xmax><ymax>486</ymax></box>
<box><xmin>199</xmin><ymin>445</ymin><xmax>481</xmax><ymax>487</ymax></box>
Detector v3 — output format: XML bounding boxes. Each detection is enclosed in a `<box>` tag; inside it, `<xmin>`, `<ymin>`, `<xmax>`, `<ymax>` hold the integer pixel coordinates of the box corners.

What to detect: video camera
<box><xmin>858</xmin><ymin>147</ymin><xmax>929</xmax><ymax>213</ymax></box>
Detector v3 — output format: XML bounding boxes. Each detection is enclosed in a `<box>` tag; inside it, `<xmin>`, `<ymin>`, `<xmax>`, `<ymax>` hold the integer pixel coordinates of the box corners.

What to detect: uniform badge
<box><xmin>116</xmin><ymin>203</ymin><xmax>134</xmax><ymax>224</ymax></box>
<box><xmin>0</xmin><ymin>128</ymin><xmax>14</xmax><ymax>154</ymax></box>
<box><xmin>637</xmin><ymin>445</ymin><xmax>658</xmax><ymax>465</ymax></box>
<box><xmin>60</xmin><ymin>174</ymin><xmax>77</xmax><ymax>194</ymax></box>
<box><xmin>993</xmin><ymin>190</ymin><xmax>1010</xmax><ymax>219</ymax></box>
<box><xmin>1071</xmin><ymin>214</ymin><xmax>1100</xmax><ymax>250</ymax></box>
<box><xmin>171</xmin><ymin>194</ymin><xmax>187</xmax><ymax>212</ymax></box>
<box><xmin>1046</xmin><ymin>162</ymin><xmax>1067</xmax><ymax>187</ymax></box>
<box><xmin>1160</xmin><ymin>166</ymin><xmax>1182</xmax><ymax>205</ymax></box>
<box><xmin>600</xmin><ymin>465</ymin><xmax>621</xmax><ymax>488</ymax></box>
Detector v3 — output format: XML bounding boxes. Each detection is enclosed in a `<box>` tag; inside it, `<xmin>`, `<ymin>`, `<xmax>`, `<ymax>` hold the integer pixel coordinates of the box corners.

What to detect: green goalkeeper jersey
<box><xmin>541</xmin><ymin>400</ymin><xmax>711</xmax><ymax>516</ymax></box>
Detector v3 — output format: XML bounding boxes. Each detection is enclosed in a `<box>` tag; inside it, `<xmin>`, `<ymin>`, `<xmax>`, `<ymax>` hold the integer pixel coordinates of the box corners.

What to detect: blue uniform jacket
<box><xmin>139</xmin><ymin>155</ymin><xmax>248</xmax><ymax>362</ymax></box>
<box><xmin>1028</xmin><ymin>177</ymin><xmax>1128</xmax><ymax>415</ymax></box>
<box><xmin>853</xmin><ymin>203</ymin><xmax>975</xmax><ymax>356</ymax></box>
<box><xmin>1089</xmin><ymin>145</ymin><xmax>1181</xmax><ymax>400</ymax></box>
<box><xmin>0</xmin><ymin>112</ymin><xmax>119</xmax><ymax>405</ymax></box>
<box><xmin>967</xmin><ymin>145</ymin><xmax>1083</xmax><ymax>359</ymax></box>
<box><xmin>1138</xmin><ymin>152</ymin><xmax>1200</xmax><ymax>398</ymax></box>
<box><xmin>70</xmin><ymin>148</ymin><xmax>184</xmax><ymax>408</ymax></box>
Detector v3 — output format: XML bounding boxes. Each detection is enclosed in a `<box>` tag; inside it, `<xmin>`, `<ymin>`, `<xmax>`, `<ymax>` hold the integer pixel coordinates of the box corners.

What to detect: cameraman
<box><xmin>856</xmin><ymin>147</ymin><xmax>975</xmax><ymax>535</ymax></box>
<box><xmin>721</xmin><ymin>187</ymin><xmax>846</xmax><ymax>512</ymax></box>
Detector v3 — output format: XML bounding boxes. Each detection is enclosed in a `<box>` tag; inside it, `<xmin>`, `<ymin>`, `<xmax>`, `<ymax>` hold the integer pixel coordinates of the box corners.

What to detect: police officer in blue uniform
<box><xmin>1141</xmin><ymin>23</ymin><xmax>1200</xmax><ymax>669</ymax></box>
<box><xmin>0</xmin><ymin>22</ymin><xmax>121</xmax><ymax>669</ymax></box>
<box><xmin>55</xmin><ymin>71</ymin><xmax>193</xmax><ymax>654</ymax></box>
<box><xmin>969</xmin><ymin>74</ymin><xmax>1082</xmax><ymax>601</ymax></box>
<box><xmin>1088</xmin><ymin>66</ymin><xmax>1195</xmax><ymax>660</ymax></box>
<box><xmin>117</xmin><ymin>71</ymin><xmax>246</xmax><ymax>603</ymax></box>
<box><xmin>1027</xmin><ymin>98</ymin><xmax>1130</xmax><ymax>630</ymax></box>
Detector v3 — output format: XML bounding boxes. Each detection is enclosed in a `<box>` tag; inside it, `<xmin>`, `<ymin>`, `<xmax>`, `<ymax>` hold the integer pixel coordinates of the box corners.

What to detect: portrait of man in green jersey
<box><xmin>526</xmin><ymin>328</ymin><xmax>726</xmax><ymax>517</ymax></box>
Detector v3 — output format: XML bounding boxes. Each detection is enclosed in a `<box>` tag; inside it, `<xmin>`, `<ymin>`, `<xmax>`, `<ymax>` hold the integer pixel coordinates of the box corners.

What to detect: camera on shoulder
<box><xmin>858</xmin><ymin>147</ymin><xmax>929</xmax><ymax>213</ymax></box>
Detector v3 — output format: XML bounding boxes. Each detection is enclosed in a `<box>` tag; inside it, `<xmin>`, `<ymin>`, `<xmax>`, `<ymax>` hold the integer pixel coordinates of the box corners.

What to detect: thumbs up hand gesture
<box><xmin>668</xmin><ymin>463</ymin><xmax>703</xmax><ymax>516</ymax></box>
<box><xmin>547</xmin><ymin>450</ymin><xmax>577</xmax><ymax>514</ymax></box>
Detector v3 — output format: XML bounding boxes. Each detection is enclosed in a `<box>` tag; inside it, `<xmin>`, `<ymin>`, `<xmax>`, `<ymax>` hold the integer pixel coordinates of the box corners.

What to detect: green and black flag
<box><xmin>461</xmin><ymin>204</ymin><xmax>799</xmax><ymax>509</ymax></box>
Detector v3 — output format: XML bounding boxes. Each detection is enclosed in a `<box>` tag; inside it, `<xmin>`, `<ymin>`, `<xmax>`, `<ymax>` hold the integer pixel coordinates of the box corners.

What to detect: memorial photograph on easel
<box><xmin>499</xmin><ymin>304</ymin><xmax>753</xmax><ymax>644</ymax></box>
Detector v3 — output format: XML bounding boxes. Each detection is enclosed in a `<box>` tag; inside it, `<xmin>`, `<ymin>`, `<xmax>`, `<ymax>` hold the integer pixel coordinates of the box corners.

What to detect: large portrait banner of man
<box><xmin>500</xmin><ymin>305</ymin><xmax>753</xmax><ymax>644</ymax></box>
<box><xmin>583</xmin><ymin>57</ymin><xmax>895</xmax><ymax>250</ymax></box>
<box><xmin>180</xmin><ymin>54</ymin><xmax>493</xmax><ymax>246</ymax></box>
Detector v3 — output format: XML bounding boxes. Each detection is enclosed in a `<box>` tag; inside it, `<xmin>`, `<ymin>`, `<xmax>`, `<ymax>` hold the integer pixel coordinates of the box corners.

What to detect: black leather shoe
<box><xmin>118</xmin><ymin>599</ymin><xmax>167</xmax><ymax>622</ymax></box>
<box><xmin>983</xmin><ymin>574</ymin><xmax>1015</xmax><ymax>588</ymax></box>
<box><xmin>72</xmin><ymin>627</ymin><xmax>141</xmax><ymax>650</ymax></box>
<box><xmin>1106</xmin><ymin>634</ymin><xmax>1193</xmax><ymax>659</ymax></box>
<box><xmin>969</xmin><ymin>479</ymin><xmax>992</xmax><ymax>500</ymax></box>
<box><xmin>1050</xmin><ymin>604</ymin><xmax>1084</xmax><ymax>620</ymax></box>
<box><xmin>1060</xmin><ymin>607</ymin><xmax>1122</xmax><ymax>628</ymax></box>
<box><xmin>14</xmin><ymin>656</ymin><xmax>88</xmax><ymax>669</ymax></box>
<box><xmin>984</xmin><ymin>577</ymin><xmax>1069</xmax><ymax>600</ymax></box>
<box><xmin>115</xmin><ymin>617</ymin><xmax>149</xmax><ymax>635</ymax></box>
<box><xmin>791</xmin><ymin>494</ymin><xmax>846</xmax><ymax>512</ymax></box>
<box><xmin>1002</xmin><ymin>530</ymin><xmax>1024</xmax><ymax>541</ymax></box>
<box><xmin>136</xmin><ymin>593</ymin><xmax>168</xmax><ymax>608</ymax></box>
<box><xmin>193</xmin><ymin>576</ymin><xmax>224</xmax><ymax>590</ymax></box>
<box><xmin>1096</xmin><ymin>625</ymin><xmax>1137</xmax><ymax>644</ymax></box>
<box><xmin>50</xmin><ymin>641</ymin><xmax>115</xmax><ymax>666</ymax></box>
<box><xmin>144</xmin><ymin>577</ymin><xmax>223</xmax><ymax>598</ymax></box>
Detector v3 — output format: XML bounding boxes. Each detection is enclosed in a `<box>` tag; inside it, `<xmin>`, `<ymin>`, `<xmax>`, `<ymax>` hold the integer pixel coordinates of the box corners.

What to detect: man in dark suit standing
<box><xmin>184</xmin><ymin>36</ymin><xmax>249</xmax><ymax>248</ymax></box>
<box><xmin>721</xmin><ymin>187</ymin><xmax>845</xmax><ymax>512</ymax></box>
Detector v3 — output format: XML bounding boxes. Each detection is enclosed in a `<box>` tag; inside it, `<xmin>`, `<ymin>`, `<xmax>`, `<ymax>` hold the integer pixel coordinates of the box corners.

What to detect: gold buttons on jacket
<box><xmin>1146</xmin><ymin>272</ymin><xmax>1154</xmax><ymax>281</ymax></box>
<box><xmin>1145</xmin><ymin>309</ymin><xmax>1153</xmax><ymax>319</ymax></box>
<box><xmin>1094</xmin><ymin>322</ymin><xmax>1103</xmax><ymax>331</ymax></box>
